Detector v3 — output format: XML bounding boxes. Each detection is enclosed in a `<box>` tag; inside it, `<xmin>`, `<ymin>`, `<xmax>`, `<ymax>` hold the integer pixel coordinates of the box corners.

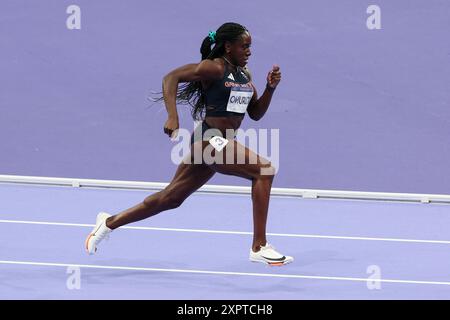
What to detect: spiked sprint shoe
<box><xmin>249</xmin><ymin>243</ymin><xmax>294</xmax><ymax>266</ymax></box>
<box><xmin>85</xmin><ymin>212</ymin><xmax>112</xmax><ymax>255</ymax></box>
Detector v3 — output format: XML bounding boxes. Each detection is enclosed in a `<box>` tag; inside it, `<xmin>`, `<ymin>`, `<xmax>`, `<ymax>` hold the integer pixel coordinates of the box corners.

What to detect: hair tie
<box><xmin>208</xmin><ymin>31</ymin><xmax>216</xmax><ymax>44</ymax></box>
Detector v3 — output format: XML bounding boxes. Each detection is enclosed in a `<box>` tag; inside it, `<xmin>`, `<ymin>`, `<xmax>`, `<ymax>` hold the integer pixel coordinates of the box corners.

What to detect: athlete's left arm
<box><xmin>247</xmin><ymin>65</ymin><xmax>281</xmax><ymax>121</ymax></box>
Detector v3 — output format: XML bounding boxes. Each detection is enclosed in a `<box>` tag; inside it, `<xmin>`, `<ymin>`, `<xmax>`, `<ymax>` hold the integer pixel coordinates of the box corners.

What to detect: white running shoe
<box><xmin>249</xmin><ymin>243</ymin><xmax>294</xmax><ymax>266</ymax></box>
<box><xmin>85</xmin><ymin>212</ymin><xmax>112</xmax><ymax>255</ymax></box>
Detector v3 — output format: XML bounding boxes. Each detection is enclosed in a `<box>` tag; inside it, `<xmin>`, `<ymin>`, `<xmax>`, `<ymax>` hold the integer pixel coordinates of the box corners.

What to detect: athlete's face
<box><xmin>228</xmin><ymin>32</ymin><xmax>252</xmax><ymax>67</ymax></box>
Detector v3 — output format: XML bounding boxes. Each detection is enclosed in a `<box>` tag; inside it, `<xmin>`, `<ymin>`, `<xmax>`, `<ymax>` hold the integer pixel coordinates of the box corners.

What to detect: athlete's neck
<box><xmin>222</xmin><ymin>56</ymin><xmax>239</xmax><ymax>72</ymax></box>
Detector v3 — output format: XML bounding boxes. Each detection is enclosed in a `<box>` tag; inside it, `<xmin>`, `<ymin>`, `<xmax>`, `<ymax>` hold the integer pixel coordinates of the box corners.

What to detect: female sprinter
<box><xmin>85</xmin><ymin>22</ymin><xmax>293</xmax><ymax>266</ymax></box>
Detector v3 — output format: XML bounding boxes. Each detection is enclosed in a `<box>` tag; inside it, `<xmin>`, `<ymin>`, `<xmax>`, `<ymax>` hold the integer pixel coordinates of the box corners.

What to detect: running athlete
<box><xmin>85</xmin><ymin>22</ymin><xmax>293</xmax><ymax>266</ymax></box>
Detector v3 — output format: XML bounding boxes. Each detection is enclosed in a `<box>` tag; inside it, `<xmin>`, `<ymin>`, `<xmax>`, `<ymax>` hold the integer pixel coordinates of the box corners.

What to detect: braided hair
<box><xmin>169</xmin><ymin>22</ymin><xmax>248</xmax><ymax>120</ymax></box>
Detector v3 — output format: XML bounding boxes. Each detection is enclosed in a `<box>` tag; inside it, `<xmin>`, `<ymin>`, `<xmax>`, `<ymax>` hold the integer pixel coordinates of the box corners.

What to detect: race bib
<box><xmin>226</xmin><ymin>87</ymin><xmax>253</xmax><ymax>113</ymax></box>
<box><xmin>209</xmin><ymin>136</ymin><xmax>229</xmax><ymax>152</ymax></box>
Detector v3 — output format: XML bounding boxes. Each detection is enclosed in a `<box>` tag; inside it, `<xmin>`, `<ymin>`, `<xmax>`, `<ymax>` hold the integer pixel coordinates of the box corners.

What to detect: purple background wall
<box><xmin>1</xmin><ymin>0</ymin><xmax>449</xmax><ymax>194</ymax></box>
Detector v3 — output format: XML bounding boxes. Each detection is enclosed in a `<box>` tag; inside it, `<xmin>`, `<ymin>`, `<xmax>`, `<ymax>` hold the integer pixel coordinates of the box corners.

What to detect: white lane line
<box><xmin>1</xmin><ymin>219</ymin><xmax>450</xmax><ymax>245</ymax></box>
<box><xmin>0</xmin><ymin>260</ymin><xmax>450</xmax><ymax>286</ymax></box>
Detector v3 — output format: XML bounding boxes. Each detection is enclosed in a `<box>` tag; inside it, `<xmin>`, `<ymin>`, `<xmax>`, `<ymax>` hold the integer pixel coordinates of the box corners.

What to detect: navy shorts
<box><xmin>190</xmin><ymin>121</ymin><xmax>225</xmax><ymax>145</ymax></box>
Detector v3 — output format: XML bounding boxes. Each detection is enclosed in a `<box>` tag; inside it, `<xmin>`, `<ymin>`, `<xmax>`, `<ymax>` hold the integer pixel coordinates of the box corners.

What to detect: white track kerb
<box><xmin>0</xmin><ymin>175</ymin><xmax>450</xmax><ymax>204</ymax></box>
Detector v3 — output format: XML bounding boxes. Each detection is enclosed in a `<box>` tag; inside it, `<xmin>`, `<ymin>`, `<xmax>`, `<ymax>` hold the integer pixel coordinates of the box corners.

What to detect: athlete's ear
<box><xmin>224</xmin><ymin>41</ymin><xmax>232</xmax><ymax>54</ymax></box>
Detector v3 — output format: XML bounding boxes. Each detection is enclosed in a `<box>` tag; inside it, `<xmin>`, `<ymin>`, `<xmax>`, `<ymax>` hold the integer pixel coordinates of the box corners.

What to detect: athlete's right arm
<box><xmin>162</xmin><ymin>60</ymin><xmax>223</xmax><ymax>138</ymax></box>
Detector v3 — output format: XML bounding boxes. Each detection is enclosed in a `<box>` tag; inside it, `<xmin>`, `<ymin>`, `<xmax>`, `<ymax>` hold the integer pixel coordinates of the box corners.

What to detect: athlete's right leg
<box><xmin>85</xmin><ymin>146</ymin><xmax>215</xmax><ymax>254</ymax></box>
<box><xmin>106</xmin><ymin>159</ymin><xmax>215</xmax><ymax>229</ymax></box>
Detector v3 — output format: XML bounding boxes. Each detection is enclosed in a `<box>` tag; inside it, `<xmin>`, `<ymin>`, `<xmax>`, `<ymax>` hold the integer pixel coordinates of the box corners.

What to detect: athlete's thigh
<box><xmin>208</xmin><ymin>140</ymin><xmax>272</xmax><ymax>180</ymax></box>
<box><xmin>167</xmin><ymin>152</ymin><xmax>216</xmax><ymax>196</ymax></box>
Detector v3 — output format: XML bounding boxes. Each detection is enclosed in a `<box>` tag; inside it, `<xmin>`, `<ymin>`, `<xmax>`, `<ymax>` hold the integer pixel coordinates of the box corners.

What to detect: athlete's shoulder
<box><xmin>195</xmin><ymin>58</ymin><xmax>225</xmax><ymax>79</ymax></box>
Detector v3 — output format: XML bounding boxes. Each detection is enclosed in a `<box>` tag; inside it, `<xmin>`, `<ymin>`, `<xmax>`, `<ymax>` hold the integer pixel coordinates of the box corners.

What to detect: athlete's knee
<box><xmin>258</xmin><ymin>162</ymin><xmax>276</xmax><ymax>179</ymax></box>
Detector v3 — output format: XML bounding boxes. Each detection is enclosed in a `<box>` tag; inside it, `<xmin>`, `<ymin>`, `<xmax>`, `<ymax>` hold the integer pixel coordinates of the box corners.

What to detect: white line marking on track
<box><xmin>1</xmin><ymin>219</ymin><xmax>450</xmax><ymax>245</ymax></box>
<box><xmin>0</xmin><ymin>260</ymin><xmax>449</xmax><ymax>286</ymax></box>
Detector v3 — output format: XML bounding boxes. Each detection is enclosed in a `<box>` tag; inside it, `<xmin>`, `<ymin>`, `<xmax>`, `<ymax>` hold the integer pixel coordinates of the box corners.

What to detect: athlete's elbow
<box><xmin>248</xmin><ymin>111</ymin><xmax>262</xmax><ymax>121</ymax></box>
<box><xmin>162</xmin><ymin>73</ymin><xmax>174</xmax><ymax>86</ymax></box>
<box><xmin>247</xmin><ymin>108</ymin><xmax>262</xmax><ymax>121</ymax></box>
<box><xmin>162</xmin><ymin>74</ymin><xmax>176</xmax><ymax>94</ymax></box>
